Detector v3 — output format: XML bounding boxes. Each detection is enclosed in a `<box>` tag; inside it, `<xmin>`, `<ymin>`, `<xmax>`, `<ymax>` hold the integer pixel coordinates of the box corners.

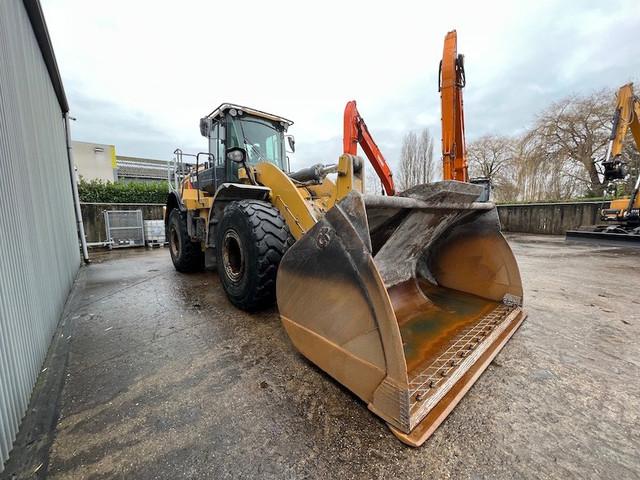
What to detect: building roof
<box><xmin>23</xmin><ymin>0</ymin><xmax>68</xmax><ymax>113</ymax></box>
<box><xmin>73</xmin><ymin>140</ymin><xmax>114</xmax><ymax>149</ymax></box>
<box><xmin>116</xmin><ymin>156</ymin><xmax>169</xmax><ymax>180</ymax></box>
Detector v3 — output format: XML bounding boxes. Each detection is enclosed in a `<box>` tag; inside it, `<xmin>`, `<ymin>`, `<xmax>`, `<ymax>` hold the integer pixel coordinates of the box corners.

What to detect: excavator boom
<box><xmin>440</xmin><ymin>30</ymin><xmax>469</xmax><ymax>182</ymax></box>
<box><xmin>344</xmin><ymin>100</ymin><xmax>395</xmax><ymax>195</ymax></box>
<box><xmin>609</xmin><ymin>84</ymin><xmax>640</xmax><ymax>158</ymax></box>
<box><xmin>602</xmin><ymin>83</ymin><xmax>640</xmax><ymax>181</ymax></box>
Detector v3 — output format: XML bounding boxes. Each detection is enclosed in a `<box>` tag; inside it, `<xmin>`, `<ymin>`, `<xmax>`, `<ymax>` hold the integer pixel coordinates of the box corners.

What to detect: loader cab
<box><xmin>200</xmin><ymin>103</ymin><xmax>293</xmax><ymax>190</ymax></box>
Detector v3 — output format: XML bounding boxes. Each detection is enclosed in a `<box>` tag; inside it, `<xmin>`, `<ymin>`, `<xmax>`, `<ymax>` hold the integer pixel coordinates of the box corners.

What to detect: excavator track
<box><xmin>566</xmin><ymin>229</ymin><xmax>640</xmax><ymax>246</ymax></box>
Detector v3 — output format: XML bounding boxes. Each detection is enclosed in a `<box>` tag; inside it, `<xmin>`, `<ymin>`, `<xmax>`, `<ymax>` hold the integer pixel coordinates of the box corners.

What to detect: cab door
<box><xmin>208</xmin><ymin>121</ymin><xmax>227</xmax><ymax>188</ymax></box>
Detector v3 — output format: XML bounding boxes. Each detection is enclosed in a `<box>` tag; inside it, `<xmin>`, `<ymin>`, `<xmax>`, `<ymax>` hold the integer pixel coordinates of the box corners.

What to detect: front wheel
<box><xmin>216</xmin><ymin>200</ymin><xmax>292</xmax><ymax>311</ymax></box>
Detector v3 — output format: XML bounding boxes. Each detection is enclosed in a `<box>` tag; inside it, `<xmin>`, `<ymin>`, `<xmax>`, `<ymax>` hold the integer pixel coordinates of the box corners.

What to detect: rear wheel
<box><xmin>216</xmin><ymin>200</ymin><xmax>292</xmax><ymax>311</ymax></box>
<box><xmin>168</xmin><ymin>209</ymin><xmax>204</xmax><ymax>272</ymax></box>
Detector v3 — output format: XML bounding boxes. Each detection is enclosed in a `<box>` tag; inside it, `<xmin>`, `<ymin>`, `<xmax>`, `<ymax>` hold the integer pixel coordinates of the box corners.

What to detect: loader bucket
<box><xmin>276</xmin><ymin>181</ymin><xmax>526</xmax><ymax>446</ymax></box>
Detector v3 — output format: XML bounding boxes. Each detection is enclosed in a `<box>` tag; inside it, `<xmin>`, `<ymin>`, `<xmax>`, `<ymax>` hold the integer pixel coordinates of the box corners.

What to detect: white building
<box><xmin>71</xmin><ymin>140</ymin><xmax>169</xmax><ymax>183</ymax></box>
<box><xmin>71</xmin><ymin>140</ymin><xmax>117</xmax><ymax>182</ymax></box>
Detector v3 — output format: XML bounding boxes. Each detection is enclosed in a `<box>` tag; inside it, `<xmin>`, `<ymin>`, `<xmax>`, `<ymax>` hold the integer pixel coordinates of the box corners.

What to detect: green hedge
<box><xmin>78</xmin><ymin>179</ymin><xmax>169</xmax><ymax>204</ymax></box>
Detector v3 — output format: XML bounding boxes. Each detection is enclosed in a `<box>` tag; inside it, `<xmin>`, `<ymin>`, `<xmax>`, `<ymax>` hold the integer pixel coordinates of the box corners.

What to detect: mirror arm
<box><xmin>240</xmin><ymin>160</ymin><xmax>258</xmax><ymax>186</ymax></box>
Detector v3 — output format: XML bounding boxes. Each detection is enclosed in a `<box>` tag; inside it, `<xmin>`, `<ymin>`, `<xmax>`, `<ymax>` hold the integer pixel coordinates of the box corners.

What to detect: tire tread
<box><xmin>218</xmin><ymin>200</ymin><xmax>293</xmax><ymax>310</ymax></box>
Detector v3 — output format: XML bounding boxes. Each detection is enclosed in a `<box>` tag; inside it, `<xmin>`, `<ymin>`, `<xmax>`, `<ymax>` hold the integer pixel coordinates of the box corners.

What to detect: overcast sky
<box><xmin>43</xmin><ymin>0</ymin><xmax>639</xmax><ymax>172</ymax></box>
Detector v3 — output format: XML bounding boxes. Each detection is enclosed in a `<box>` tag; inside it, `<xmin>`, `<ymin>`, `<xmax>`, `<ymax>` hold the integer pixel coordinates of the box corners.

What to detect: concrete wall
<box><xmin>0</xmin><ymin>0</ymin><xmax>80</xmax><ymax>470</ymax></box>
<box><xmin>497</xmin><ymin>201</ymin><xmax>608</xmax><ymax>235</ymax></box>
<box><xmin>72</xmin><ymin>140</ymin><xmax>117</xmax><ymax>182</ymax></box>
<box><xmin>81</xmin><ymin>203</ymin><xmax>165</xmax><ymax>243</ymax></box>
<box><xmin>79</xmin><ymin>201</ymin><xmax>611</xmax><ymax>243</ymax></box>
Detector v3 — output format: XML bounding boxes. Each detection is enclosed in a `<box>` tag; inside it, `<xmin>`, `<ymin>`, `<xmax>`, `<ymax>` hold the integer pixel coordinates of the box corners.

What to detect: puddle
<box><xmin>388</xmin><ymin>279</ymin><xmax>499</xmax><ymax>374</ymax></box>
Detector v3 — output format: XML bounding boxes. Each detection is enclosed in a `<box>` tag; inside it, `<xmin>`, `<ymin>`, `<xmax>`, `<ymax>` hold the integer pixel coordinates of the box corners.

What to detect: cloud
<box><xmin>65</xmin><ymin>83</ymin><xmax>204</xmax><ymax>159</ymax></box>
<box><xmin>42</xmin><ymin>0</ymin><xmax>639</xmax><ymax>173</ymax></box>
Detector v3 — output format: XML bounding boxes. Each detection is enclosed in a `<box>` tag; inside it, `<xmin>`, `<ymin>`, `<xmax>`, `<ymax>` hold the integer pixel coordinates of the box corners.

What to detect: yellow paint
<box><xmin>181</xmin><ymin>186</ymin><xmax>213</xmax><ymax>211</ymax></box>
<box><xmin>254</xmin><ymin>162</ymin><xmax>317</xmax><ymax>239</ymax></box>
<box><xmin>610</xmin><ymin>196</ymin><xmax>640</xmax><ymax>211</ymax></box>
<box><xmin>238</xmin><ymin>167</ymin><xmax>249</xmax><ymax>182</ymax></box>
<box><xmin>335</xmin><ymin>154</ymin><xmax>364</xmax><ymax>201</ymax></box>
<box><xmin>609</xmin><ymin>84</ymin><xmax>640</xmax><ymax>159</ymax></box>
<box><xmin>604</xmin><ymin>83</ymin><xmax>640</xmax><ymax>219</ymax></box>
<box><xmin>111</xmin><ymin>146</ymin><xmax>117</xmax><ymax>169</ymax></box>
<box><xmin>307</xmin><ymin>177</ymin><xmax>337</xmax><ymax>212</ymax></box>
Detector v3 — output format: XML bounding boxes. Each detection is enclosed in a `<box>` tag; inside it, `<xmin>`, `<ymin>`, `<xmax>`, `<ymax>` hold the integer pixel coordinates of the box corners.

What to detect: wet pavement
<box><xmin>7</xmin><ymin>234</ymin><xmax>640</xmax><ymax>479</ymax></box>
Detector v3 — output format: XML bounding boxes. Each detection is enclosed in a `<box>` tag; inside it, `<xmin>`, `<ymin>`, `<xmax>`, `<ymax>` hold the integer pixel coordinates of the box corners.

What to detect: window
<box><xmin>226</xmin><ymin>115</ymin><xmax>285</xmax><ymax>170</ymax></box>
<box><xmin>208</xmin><ymin>123</ymin><xmax>225</xmax><ymax>167</ymax></box>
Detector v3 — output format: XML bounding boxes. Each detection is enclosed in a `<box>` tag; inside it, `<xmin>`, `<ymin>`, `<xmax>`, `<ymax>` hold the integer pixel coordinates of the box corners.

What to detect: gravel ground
<box><xmin>6</xmin><ymin>234</ymin><xmax>640</xmax><ymax>479</ymax></box>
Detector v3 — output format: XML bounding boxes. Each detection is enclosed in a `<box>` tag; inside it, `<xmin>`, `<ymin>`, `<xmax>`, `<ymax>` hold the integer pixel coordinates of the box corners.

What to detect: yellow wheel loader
<box><xmin>165</xmin><ymin>103</ymin><xmax>526</xmax><ymax>446</ymax></box>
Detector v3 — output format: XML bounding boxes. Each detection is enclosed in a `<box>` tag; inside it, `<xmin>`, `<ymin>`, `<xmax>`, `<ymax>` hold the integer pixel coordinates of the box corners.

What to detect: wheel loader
<box><xmin>165</xmin><ymin>33</ymin><xmax>525</xmax><ymax>446</ymax></box>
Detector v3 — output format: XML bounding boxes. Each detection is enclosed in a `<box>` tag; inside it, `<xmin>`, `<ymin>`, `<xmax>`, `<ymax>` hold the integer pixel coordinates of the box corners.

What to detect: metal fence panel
<box><xmin>0</xmin><ymin>0</ymin><xmax>80</xmax><ymax>471</ymax></box>
<box><xmin>105</xmin><ymin>210</ymin><xmax>145</xmax><ymax>248</ymax></box>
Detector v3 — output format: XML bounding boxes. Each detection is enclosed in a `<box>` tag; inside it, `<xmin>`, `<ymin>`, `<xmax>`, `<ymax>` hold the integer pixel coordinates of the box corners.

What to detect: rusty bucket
<box><xmin>276</xmin><ymin>181</ymin><xmax>526</xmax><ymax>446</ymax></box>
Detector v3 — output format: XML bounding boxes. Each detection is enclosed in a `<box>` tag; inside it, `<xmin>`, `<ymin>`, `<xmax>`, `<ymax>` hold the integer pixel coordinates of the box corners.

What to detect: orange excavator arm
<box><xmin>343</xmin><ymin>100</ymin><xmax>395</xmax><ymax>195</ymax></box>
<box><xmin>439</xmin><ymin>30</ymin><xmax>469</xmax><ymax>182</ymax></box>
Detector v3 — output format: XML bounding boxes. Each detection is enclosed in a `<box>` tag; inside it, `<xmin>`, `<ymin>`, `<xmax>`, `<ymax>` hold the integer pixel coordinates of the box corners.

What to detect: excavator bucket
<box><xmin>276</xmin><ymin>181</ymin><xmax>526</xmax><ymax>446</ymax></box>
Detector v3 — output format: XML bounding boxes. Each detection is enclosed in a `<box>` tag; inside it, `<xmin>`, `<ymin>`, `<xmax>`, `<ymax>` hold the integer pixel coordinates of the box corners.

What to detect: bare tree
<box><xmin>398</xmin><ymin>131</ymin><xmax>418</xmax><ymax>191</ymax></box>
<box><xmin>465</xmin><ymin>89</ymin><xmax>620</xmax><ymax>202</ymax></box>
<box><xmin>398</xmin><ymin>128</ymin><xmax>436</xmax><ymax>191</ymax></box>
<box><xmin>394</xmin><ymin>88</ymin><xmax>625</xmax><ymax>202</ymax></box>
<box><xmin>418</xmin><ymin>129</ymin><xmax>437</xmax><ymax>183</ymax></box>
<box><xmin>468</xmin><ymin>135</ymin><xmax>514</xmax><ymax>178</ymax></box>
<box><xmin>531</xmin><ymin>89</ymin><xmax>613</xmax><ymax>197</ymax></box>
<box><xmin>467</xmin><ymin>135</ymin><xmax>517</xmax><ymax>201</ymax></box>
<box><xmin>493</xmin><ymin>130</ymin><xmax>588</xmax><ymax>202</ymax></box>
<box><xmin>364</xmin><ymin>163</ymin><xmax>384</xmax><ymax>195</ymax></box>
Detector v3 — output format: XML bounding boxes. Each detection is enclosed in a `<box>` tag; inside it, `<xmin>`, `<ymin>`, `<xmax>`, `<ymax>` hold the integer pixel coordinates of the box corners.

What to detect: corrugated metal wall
<box><xmin>0</xmin><ymin>0</ymin><xmax>80</xmax><ymax>471</ymax></box>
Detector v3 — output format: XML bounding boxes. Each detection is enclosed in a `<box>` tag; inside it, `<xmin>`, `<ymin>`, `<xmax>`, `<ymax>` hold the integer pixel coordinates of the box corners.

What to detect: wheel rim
<box><xmin>222</xmin><ymin>229</ymin><xmax>244</xmax><ymax>283</ymax></box>
<box><xmin>169</xmin><ymin>225</ymin><xmax>180</xmax><ymax>258</ymax></box>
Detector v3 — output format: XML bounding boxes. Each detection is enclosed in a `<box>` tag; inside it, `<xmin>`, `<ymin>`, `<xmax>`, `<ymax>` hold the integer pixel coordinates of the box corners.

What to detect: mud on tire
<box><xmin>168</xmin><ymin>209</ymin><xmax>204</xmax><ymax>272</ymax></box>
<box><xmin>216</xmin><ymin>200</ymin><xmax>293</xmax><ymax>311</ymax></box>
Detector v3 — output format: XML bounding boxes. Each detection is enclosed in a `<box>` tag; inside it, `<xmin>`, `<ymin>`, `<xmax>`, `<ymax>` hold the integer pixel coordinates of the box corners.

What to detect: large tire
<box><xmin>168</xmin><ymin>209</ymin><xmax>204</xmax><ymax>272</ymax></box>
<box><xmin>216</xmin><ymin>200</ymin><xmax>293</xmax><ymax>311</ymax></box>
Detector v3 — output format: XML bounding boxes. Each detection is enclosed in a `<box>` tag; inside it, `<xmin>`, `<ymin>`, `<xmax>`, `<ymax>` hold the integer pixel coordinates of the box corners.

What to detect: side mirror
<box><xmin>199</xmin><ymin>117</ymin><xmax>209</xmax><ymax>137</ymax></box>
<box><xmin>286</xmin><ymin>135</ymin><xmax>296</xmax><ymax>153</ymax></box>
<box><xmin>226</xmin><ymin>147</ymin><xmax>247</xmax><ymax>163</ymax></box>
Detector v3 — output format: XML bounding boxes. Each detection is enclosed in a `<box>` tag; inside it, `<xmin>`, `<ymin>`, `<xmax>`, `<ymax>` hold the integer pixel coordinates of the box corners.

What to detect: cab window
<box><xmin>226</xmin><ymin>115</ymin><xmax>285</xmax><ymax>170</ymax></box>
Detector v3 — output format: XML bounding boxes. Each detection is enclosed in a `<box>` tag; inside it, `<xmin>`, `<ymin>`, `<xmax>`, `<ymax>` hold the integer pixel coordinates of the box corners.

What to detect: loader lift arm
<box><xmin>439</xmin><ymin>30</ymin><xmax>469</xmax><ymax>182</ymax></box>
<box><xmin>344</xmin><ymin>100</ymin><xmax>395</xmax><ymax>195</ymax></box>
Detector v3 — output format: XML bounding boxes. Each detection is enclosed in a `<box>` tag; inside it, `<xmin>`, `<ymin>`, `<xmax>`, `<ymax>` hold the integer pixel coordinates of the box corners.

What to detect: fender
<box><xmin>205</xmin><ymin>183</ymin><xmax>271</xmax><ymax>248</ymax></box>
<box><xmin>165</xmin><ymin>190</ymin><xmax>185</xmax><ymax>224</ymax></box>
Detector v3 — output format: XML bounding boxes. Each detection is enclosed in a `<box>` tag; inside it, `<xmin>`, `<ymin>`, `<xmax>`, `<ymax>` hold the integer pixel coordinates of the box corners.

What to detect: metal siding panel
<box><xmin>0</xmin><ymin>0</ymin><xmax>81</xmax><ymax>471</ymax></box>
